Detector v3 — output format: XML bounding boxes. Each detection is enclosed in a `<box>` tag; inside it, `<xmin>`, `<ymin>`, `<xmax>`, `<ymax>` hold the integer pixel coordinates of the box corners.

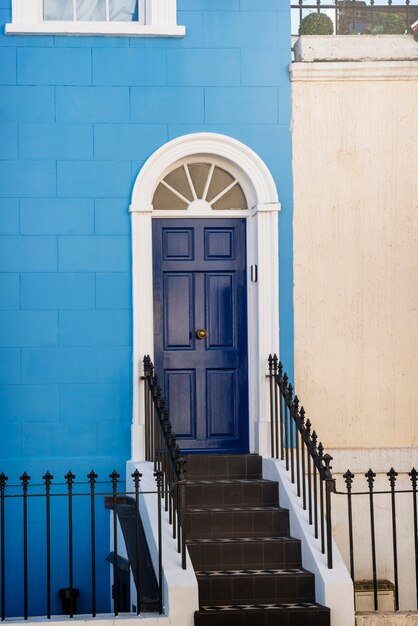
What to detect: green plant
<box><xmin>299</xmin><ymin>13</ymin><xmax>334</xmax><ymax>35</ymax></box>
<box><xmin>371</xmin><ymin>14</ymin><xmax>406</xmax><ymax>35</ymax></box>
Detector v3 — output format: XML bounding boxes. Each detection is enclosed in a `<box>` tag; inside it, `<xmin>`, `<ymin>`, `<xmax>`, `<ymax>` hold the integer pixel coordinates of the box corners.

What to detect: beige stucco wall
<box><xmin>291</xmin><ymin>54</ymin><xmax>418</xmax><ymax>449</ymax></box>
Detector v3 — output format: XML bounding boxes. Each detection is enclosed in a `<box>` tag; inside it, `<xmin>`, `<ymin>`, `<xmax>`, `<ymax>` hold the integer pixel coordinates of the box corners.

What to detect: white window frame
<box><xmin>6</xmin><ymin>0</ymin><xmax>185</xmax><ymax>37</ymax></box>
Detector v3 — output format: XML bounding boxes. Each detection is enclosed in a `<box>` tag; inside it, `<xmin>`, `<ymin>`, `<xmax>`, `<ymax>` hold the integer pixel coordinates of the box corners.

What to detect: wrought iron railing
<box><xmin>338</xmin><ymin>467</ymin><xmax>418</xmax><ymax>611</ymax></box>
<box><xmin>268</xmin><ymin>355</ymin><xmax>418</xmax><ymax>610</ymax></box>
<box><xmin>291</xmin><ymin>0</ymin><xmax>418</xmax><ymax>36</ymax></box>
<box><xmin>0</xmin><ymin>469</ymin><xmax>165</xmax><ymax>620</ymax></box>
<box><xmin>267</xmin><ymin>354</ymin><xmax>336</xmax><ymax>568</ymax></box>
<box><xmin>142</xmin><ymin>355</ymin><xmax>187</xmax><ymax>570</ymax></box>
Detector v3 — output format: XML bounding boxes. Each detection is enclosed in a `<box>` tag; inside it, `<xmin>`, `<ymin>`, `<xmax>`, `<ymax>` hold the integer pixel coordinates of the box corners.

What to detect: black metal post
<box><xmin>409</xmin><ymin>468</ymin><xmax>418</xmax><ymax>609</ymax></box>
<box><xmin>318</xmin><ymin>443</ymin><xmax>325</xmax><ymax>554</ymax></box>
<box><xmin>0</xmin><ymin>473</ymin><xmax>7</xmax><ymax>622</ymax></box>
<box><xmin>268</xmin><ymin>355</ymin><xmax>275</xmax><ymax>457</ymax></box>
<box><xmin>154</xmin><ymin>471</ymin><xmax>164</xmax><ymax>615</ymax></box>
<box><xmin>167</xmin><ymin>424</ymin><xmax>173</xmax><ymax>527</ymax></box>
<box><xmin>300</xmin><ymin>408</ymin><xmax>306</xmax><ymax>510</ymax></box>
<box><xmin>132</xmin><ymin>469</ymin><xmax>142</xmax><ymax>615</ymax></box>
<box><xmin>43</xmin><ymin>472</ymin><xmax>53</xmax><ymax>619</ymax></box>
<box><xmin>273</xmin><ymin>356</ymin><xmax>279</xmax><ymax>459</ymax></box>
<box><xmin>162</xmin><ymin>411</ymin><xmax>169</xmax><ymax>513</ymax></box>
<box><xmin>277</xmin><ymin>361</ymin><xmax>284</xmax><ymax>460</ymax></box>
<box><xmin>174</xmin><ymin>448</ymin><xmax>181</xmax><ymax>554</ymax></box>
<box><xmin>110</xmin><ymin>470</ymin><xmax>120</xmax><ymax>617</ymax></box>
<box><xmin>283</xmin><ymin>373</ymin><xmax>289</xmax><ymax>470</ymax></box>
<box><xmin>311</xmin><ymin>431</ymin><xmax>318</xmax><ymax>539</ymax></box>
<box><xmin>144</xmin><ymin>357</ymin><xmax>150</xmax><ymax>461</ymax></box>
<box><xmin>294</xmin><ymin>396</ymin><xmax>301</xmax><ymax>497</ymax></box>
<box><xmin>306</xmin><ymin>419</ymin><xmax>313</xmax><ymax>525</ymax></box>
<box><xmin>288</xmin><ymin>384</ymin><xmax>295</xmax><ymax>483</ymax></box>
<box><xmin>20</xmin><ymin>472</ymin><xmax>30</xmax><ymax>620</ymax></box>
<box><xmin>65</xmin><ymin>471</ymin><xmax>75</xmax><ymax>618</ymax></box>
<box><xmin>325</xmin><ymin>477</ymin><xmax>335</xmax><ymax>569</ymax></box>
<box><xmin>344</xmin><ymin>470</ymin><xmax>355</xmax><ymax>581</ymax></box>
<box><xmin>177</xmin><ymin>458</ymin><xmax>187</xmax><ymax>570</ymax></box>
<box><xmin>387</xmin><ymin>468</ymin><xmax>399</xmax><ymax>611</ymax></box>
<box><xmin>323</xmin><ymin>454</ymin><xmax>334</xmax><ymax>569</ymax></box>
<box><xmin>88</xmin><ymin>470</ymin><xmax>97</xmax><ymax>618</ymax></box>
<box><xmin>366</xmin><ymin>469</ymin><xmax>378</xmax><ymax>611</ymax></box>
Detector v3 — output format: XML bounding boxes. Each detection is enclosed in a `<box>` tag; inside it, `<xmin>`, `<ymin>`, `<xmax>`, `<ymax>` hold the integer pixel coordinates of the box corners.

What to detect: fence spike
<box><xmin>365</xmin><ymin>468</ymin><xmax>376</xmax><ymax>487</ymax></box>
<box><xmin>42</xmin><ymin>471</ymin><xmax>54</xmax><ymax>485</ymax></box>
<box><xmin>387</xmin><ymin>467</ymin><xmax>398</xmax><ymax>487</ymax></box>
<box><xmin>343</xmin><ymin>469</ymin><xmax>355</xmax><ymax>487</ymax></box>
<box><xmin>131</xmin><ymin>469</ymin><xmax>142</xmax><ymax>487</ymax></box>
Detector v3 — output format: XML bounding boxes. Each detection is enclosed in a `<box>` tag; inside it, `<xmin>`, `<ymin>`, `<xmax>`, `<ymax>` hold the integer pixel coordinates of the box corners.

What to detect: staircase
<box><xmin>183</xmin><ymin>453</ymin><xmax>330</xmax><ymax>626</ymax></box>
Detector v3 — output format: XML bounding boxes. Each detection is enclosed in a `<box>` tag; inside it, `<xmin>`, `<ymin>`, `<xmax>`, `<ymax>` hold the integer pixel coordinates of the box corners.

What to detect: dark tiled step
<box><xmin>187</xmin><ymin>536</ymin><xmax>302</xmax><ymax>570</ymax></box>
<box><xmin>196</xmin><ymin>568</ymin><xmax>315</xmax><ymax>605</ymax></box>
<box><xmin>184</xmin><ymin>454</ymin><xmax>262</xmax><ymax>480</ymax></box>
<box><xmin>195</xmin><ymin>603</ymin><xmax>330</xmax><ymax>626</ymax></box>
<box><xmin>184</xmin><ymin>506</ymin><xmax>290</xmax><ymax>539</ymax></box>
<box><xmin>184</xmin><ymin>479</ymin><xmax>278</xmax><ymax>508</ymax></box>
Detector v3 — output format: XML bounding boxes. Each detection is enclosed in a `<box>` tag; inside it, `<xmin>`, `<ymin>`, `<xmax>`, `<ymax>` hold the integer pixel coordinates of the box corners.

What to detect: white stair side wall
<box><xmin>263</xmin><ymin>457</ymin><xmax>355</xmax><ymax>626</ymax></box>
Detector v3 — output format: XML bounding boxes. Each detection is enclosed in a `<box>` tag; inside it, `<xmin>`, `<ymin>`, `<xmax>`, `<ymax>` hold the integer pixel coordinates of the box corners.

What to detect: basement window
<box><xmin>6</xmin><ymin>0</ymin><xmax>185</xmax><ymax>37</ymax></box>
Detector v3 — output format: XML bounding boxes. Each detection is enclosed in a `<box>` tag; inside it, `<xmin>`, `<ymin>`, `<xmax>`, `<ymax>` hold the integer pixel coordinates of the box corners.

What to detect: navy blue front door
<box><xmin>153</xmin><ymin>218</ymin><xmax>249</xmax><ymax>453</ymax></box>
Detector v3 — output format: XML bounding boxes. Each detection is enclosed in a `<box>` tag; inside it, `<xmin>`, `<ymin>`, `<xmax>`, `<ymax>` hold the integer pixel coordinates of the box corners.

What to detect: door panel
<box><xmin>204</xmin><ymin>228</ymin><xmax>235</xmax><ymax>260</ymax></box>
<box><xmin>164</xmin><ymin>369</ymin><xmax>196</xmax><ymax>439</ymax></box>
<box><xmin>206</xmin><ymin>369</ymin><xmax>236</xmax><ymax>438</ymax></box>
<box><xmin>163</xmin><ymin>273</ymin><xmax>194</xmax><ymax>349</ymax></box>
<box><xmin>206</xmin><ymin>274</ymin><xmax>234</xmax><ymax>348</ymax></box>
<box><xmin>162</xmin><ymin>228</ymin><xmax>194</xmax><ymax>260</ymax></box>
<box><xmin>153</xmin><ymin>218</ymin><xmax>248</xmax><ymax>453</ymax></box>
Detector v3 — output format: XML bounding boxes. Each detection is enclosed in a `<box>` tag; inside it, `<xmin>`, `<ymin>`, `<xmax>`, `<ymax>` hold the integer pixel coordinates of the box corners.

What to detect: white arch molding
<box><xmin>130</xmin><ymin>133</ymin><xmax>280</xmax><ymax>460</ymax></box>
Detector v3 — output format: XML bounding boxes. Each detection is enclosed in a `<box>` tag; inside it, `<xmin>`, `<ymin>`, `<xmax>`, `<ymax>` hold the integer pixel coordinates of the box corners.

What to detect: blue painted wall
<box><xmin>0</xmin><ymin>0</ymin><xmax>293</xmax><ymax>616</ymax></box>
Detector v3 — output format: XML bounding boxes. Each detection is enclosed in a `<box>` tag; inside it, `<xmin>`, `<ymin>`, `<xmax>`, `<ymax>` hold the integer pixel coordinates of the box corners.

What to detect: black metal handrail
<box><xmin>338</xmin><ymin>467</ymin><xmax>418</xmax><ymax>611</ymax></box>
<box><xmin>0</xmin><ymin>469</ymin><xmax>165</xmax><ymax>620</ymax></box>
<box><xmin>267</xmin><ymin>354</ymin><xmax>336</xmax><ymax>568</ymax></box>
<box><xmin>142</xmin><ymin>355</ymin><xmax>187</xmax><ymax>570</ymax></box>
<box><xmin>291</xmin><ymin>0</ymin><xmax>418</xmax><ymax>36</ymax></box>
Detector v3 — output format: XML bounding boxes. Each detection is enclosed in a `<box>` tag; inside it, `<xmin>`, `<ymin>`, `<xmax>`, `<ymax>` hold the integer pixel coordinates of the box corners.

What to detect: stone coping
<box><xmin>294</xmin><ymin>35</ymin><xmax>418</xmax><ymax>62</ymax></box>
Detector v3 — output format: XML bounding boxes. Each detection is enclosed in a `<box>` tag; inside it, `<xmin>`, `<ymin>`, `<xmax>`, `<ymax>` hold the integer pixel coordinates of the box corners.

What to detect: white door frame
<box><xmin>130</xmin><ymin>133</ymin><xmax>280</xmax><ymax>460</ymax></box>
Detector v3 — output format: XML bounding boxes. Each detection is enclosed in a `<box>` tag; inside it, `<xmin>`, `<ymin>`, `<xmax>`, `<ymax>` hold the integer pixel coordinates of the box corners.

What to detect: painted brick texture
<box><xmin>0</xmin><ymin>1</ymin><xmax>292</xmax><ymax>475</ymax></box>
<box><xmin>0</xmin><ymin>19</ymin><xmax>293</xmax><ymax>615</ymax></box>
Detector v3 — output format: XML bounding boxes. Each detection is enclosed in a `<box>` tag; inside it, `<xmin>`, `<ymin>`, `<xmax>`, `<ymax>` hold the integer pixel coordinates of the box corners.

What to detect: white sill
<box><xmin>5</xmin><ymin>21</ymin><xmax>186</xmax><ymax>37</ymax></box>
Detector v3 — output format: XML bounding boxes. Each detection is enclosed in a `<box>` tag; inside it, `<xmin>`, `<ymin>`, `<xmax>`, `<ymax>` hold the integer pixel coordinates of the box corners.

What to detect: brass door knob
<box><xmin>195</xmin><ymin>329</ymin><xmax>208</xmax><ymax>340</ymax></box>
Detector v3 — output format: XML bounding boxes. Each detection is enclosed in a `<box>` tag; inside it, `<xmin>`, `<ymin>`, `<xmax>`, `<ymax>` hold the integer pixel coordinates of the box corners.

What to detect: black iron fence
<box><xmin>142</xmin><ymin>355</ymin><xmax>187</xmax><ymax>570</ymax></box>
<box><xmin>268</xmin><ymin>355</ymin><xmax>418</xmax><ymax>611</ymax></box>
<box><xmin>337</xmin><ymin>467</ymin><xmax>418</xmax><ymax>611</ymax></box>
<box><xmin>291</xmin><ymin>0</ymin><xmax>418</xmax><ymax>36</ymax></box>
<box><xmin>267</xmin><ymin>354</ymin><xmax>336</xmax><ymax>568</ymax></box>
<box><xmin>0</xmin><ymin>469</ymin><xmax>167</xmax><ymax>620</ymax></box>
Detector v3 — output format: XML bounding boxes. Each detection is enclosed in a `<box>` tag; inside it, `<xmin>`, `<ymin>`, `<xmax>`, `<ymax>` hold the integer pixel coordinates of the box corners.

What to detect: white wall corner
<box><xmin>126</xmin><ymin>461</ymin><xmax>199</xmax><ymax>626</ymax></box>
<box><xmin>263</xmin><ymin>458</ymin><xmax>355</xmax><ymax>626</ymax></box>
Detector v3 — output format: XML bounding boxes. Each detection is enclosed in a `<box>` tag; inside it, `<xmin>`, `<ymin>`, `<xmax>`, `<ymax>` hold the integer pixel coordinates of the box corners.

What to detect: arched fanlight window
<box><xmin>152</xmin><ymin>161</ymin><xmax>248</xmax><ymax>211</ymax></box>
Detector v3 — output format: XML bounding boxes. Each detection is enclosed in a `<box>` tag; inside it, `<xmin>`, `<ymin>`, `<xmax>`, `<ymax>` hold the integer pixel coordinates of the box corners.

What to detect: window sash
<box><xmin>7</xmin><ymin>0</ymin><xmax>182</xmax><ymax>32</ymax></box>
